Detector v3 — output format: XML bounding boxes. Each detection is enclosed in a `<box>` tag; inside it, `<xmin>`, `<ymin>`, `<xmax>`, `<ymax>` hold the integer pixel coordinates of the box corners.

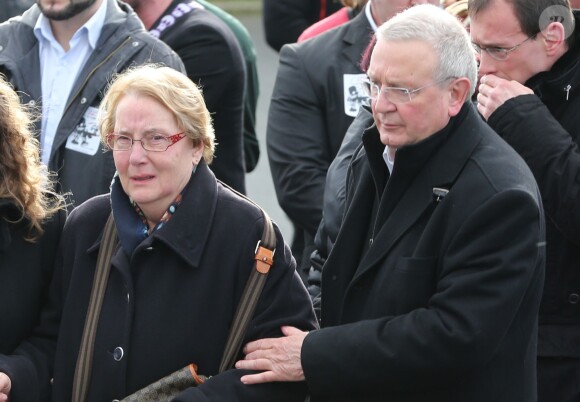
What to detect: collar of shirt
<box><xmin>33</xmin><ymin>0</ymin><xmax>108</xmax><ymax>164</ymax></box>
<box><xmin>382</xmin><ymin>145</ymin><xmax>395</xmax><ymax>174</ymax></box>
<box><xmin>365</xmin><ymin>1</ymin><xmax>379</xmax><ymax>32</ymax></box>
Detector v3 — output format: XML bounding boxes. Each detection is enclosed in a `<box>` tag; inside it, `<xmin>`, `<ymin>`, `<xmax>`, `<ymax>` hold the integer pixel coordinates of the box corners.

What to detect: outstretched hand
<box><xmin>236</xmin><ymin>326</ymin><xmax>308</xmax><ymax>384</ymax></box>
<box><xmin>0</xmin><ymin>372</ymin><xmax>11</xmax><ymax>402</ymax></box>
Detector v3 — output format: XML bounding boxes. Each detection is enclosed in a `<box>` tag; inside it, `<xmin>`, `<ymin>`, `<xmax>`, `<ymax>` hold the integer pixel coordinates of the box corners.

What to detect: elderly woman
<box><xmin>0</xmin><ymin>65</ymin><xmax>317</xmax><ymax>402</ymax></box>
<box><xmin>0</xmin><ymin>76</ymin><xmax>66</xmax><ymax>355</ymax></box>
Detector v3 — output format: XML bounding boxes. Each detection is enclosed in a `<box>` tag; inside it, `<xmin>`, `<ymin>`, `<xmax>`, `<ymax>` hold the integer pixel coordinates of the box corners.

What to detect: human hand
<box><xmin>0</xmin><ymin>372</ymin><xmax>11</xmax><ymax>402</ymax></box>
<box><xmin>477</xmin><ymin>74</ymin><xmax>533</xmax><ymax>120</ymax></box>
<box><xmin>236</xmin><ymin>326</ymin><xmax>308</xmax><ymax>384</ymax></box>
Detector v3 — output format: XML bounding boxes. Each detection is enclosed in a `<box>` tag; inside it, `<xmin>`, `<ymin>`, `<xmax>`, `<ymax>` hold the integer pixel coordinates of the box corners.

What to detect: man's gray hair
<box><xmin>376</xmin><ymin>4</ymin><xmax>478</xmax><ymax>99</ymax></box>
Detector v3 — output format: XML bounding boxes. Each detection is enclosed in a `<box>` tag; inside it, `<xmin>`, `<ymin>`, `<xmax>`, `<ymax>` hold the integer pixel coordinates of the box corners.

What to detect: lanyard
<box><xmin>149</xmin><ymin>1</ymin><xmax>202</xmax><ymax>38</ymax></box>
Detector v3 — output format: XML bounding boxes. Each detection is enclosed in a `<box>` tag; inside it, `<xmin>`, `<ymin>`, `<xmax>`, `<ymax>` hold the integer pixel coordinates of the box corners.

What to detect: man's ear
<box><xmin>448</xmin><ymin>77</ymin><xmax>471</xmax><ymax>117</ymax></box>
<box><xmin>541</xmin><ymin>21</ymin><xmax>567</xmax><ymax>56</ymax></box>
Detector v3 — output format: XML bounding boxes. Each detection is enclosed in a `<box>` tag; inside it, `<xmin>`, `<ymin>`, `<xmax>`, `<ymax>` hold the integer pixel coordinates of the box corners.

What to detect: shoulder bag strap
<box><xmin>218</xmin><ymin>207</ymin><xmax>276</xmax><ymax>373</ymax></box>
<box><xmin>72</xmin><ymin>213</ymin><xmax>118</xmax><ymax>402</ymax></box>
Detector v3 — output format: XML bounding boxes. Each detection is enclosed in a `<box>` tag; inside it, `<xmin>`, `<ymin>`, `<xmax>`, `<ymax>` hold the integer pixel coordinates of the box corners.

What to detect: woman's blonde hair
<box><xmin>0</xmin><ymin>76</ymin><xmax>65</xmax><ymax>241</ymax></box>
<box><xmin>99</xmin><ymin>64</ymin><xmax>215</xmax><ymax>163</ymax></box>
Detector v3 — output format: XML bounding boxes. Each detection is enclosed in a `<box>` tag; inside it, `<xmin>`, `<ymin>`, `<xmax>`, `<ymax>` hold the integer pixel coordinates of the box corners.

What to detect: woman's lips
<box><xmin>131</xmin><ymin>175</ymin><xmax>155</xmax><ymax>182</ymax></box>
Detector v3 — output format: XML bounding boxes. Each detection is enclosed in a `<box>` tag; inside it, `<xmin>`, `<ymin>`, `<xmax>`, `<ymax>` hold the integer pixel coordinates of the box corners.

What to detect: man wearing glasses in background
<box><xmin>237</xmin><ymin>5</ymin><xmax>545</xmax><ymax>401</ymax></box>
<box><xmin>470</xmin><ymin>1</ymin><xmax>580</xmax><ymax>400</ymax></box>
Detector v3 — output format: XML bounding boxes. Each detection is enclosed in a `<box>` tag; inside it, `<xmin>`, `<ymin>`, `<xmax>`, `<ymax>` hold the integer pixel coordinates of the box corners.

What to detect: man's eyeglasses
<box><xmin>472</xmin><ymin>34</ymin><xmax>536</xmax><ymax>61</ymax></box>
<box><xmin>106</xmin><ymin>132</ymin><xmax>186</xmax><ymax>152</ymax></box>
<box><xmin>361</xmin><ymin>77</ymin><xmax>454</xmax><ymax>104</ymax></box>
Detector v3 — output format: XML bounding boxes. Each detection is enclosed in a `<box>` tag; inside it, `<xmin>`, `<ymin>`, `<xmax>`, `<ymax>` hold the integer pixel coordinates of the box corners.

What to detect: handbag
<box><xmin>72</xmin><ymin>204</ymin><xmax>276</xmax><ymax>402</ymax></box>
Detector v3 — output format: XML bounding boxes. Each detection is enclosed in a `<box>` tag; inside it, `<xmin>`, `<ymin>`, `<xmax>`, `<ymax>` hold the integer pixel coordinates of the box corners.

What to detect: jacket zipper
<box><xmin>62</xmin><ymin>36</ymin><xmax>134</xmax><ymax>116</ymax></box>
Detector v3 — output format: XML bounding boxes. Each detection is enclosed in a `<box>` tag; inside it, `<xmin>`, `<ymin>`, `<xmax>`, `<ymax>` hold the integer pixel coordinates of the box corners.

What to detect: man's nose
<box><xmin>373</xmin><ymin>94</ymin><xmax>397</xmax><ymax>113</ymax></box>
<box><xmin>476</xmin><ymin>50</ymin><xmax>496</xmax><ymax>77</ymax></box>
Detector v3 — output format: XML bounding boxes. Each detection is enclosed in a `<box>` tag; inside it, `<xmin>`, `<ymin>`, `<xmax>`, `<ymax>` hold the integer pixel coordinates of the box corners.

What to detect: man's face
<box><xmin>470</xmin><ymin>0</ymin><xmax>546</xmax><ymax>84</ymax></box>
<box><xmin>36</xmin><ymin>0</ymin><xmax>98</xmax><ymax>20</ymax></box>
<box><xmin>367</xmin><ymin>39</ymin><xmax>456</xmax><ymax>148</ymax></box>
<box><xmin>371</xmin><ymin>0</ymin><xmax>440</xmax><ymax>25</ymax></box>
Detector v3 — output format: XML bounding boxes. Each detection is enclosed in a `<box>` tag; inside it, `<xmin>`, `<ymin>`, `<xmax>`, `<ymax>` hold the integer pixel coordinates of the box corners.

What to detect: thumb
<box><xmin>281</xmin><ymin>326</ymin><xmax>303</xmax><ymax>336</ymax></box>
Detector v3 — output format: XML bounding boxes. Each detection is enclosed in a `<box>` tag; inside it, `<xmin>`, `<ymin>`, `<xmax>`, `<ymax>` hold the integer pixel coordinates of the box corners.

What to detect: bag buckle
<box><xmin>254</xmin><ymin>240</ymin><xmax>275</xmax><ymax>274</ymax></box>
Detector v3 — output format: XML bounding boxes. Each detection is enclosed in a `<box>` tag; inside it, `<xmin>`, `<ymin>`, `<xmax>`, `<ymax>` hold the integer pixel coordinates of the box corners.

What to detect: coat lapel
<box><xmin>152</xmin><ymin>161</ymin><xmax>218</xmax><ymax>268</ymax></box>
<box><xmin>350</xmin><ymin>105</ymin><xmax>484</xmax><ymax>284</ymax></box>
<box><xmin>341</xmin><ymin>11</ymin><xmax>374</xmax><ymax>70</ymax></box>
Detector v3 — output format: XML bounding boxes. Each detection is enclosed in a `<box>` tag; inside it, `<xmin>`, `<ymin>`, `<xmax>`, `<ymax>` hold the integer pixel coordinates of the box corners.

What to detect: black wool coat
<box><xmin>487</xmin><ymin>12</ymin><xmax>580</xmax><ymax>360</ymax></box>
<box><xmin>302</xmin><ymin>104</ymin><xmax>546</xmax><ymax>402</ymax></box>
<box><xmin>0</xmin><ymin>162</ymin><xmax>317</xmax><ymax>401</ymax></box>
<box><xmin>0</xmin><ymin>201</ymin><xmax>65</xmax><ymax>354</ymax></box>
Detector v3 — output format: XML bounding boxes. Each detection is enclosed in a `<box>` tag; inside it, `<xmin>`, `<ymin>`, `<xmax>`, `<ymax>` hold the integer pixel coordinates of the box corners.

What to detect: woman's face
<box><xmin>112</xmin><ymin>94</ymin><xmax>203</xmax><ymax>225</ymax></box>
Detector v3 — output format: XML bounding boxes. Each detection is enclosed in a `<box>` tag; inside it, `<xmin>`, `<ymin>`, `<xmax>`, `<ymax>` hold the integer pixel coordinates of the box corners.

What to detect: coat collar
<box><xmin>351</xmin><ymin>103</ymin><xmax>483</xmax><ymax>282</ymax></box>
<box><xmin>146</xmin><ymin>160</ymin><xmax>217</xmax><ymax>269</ymax></box>
<box><xmin>101</xmin><ymin>161</ymin><xmax>218</xmax><ymax>269</ymax></box>
<box><xmin>526</xmin><ymin>11</ymin><xmax>580</xmax><ymax>102</ymax></box>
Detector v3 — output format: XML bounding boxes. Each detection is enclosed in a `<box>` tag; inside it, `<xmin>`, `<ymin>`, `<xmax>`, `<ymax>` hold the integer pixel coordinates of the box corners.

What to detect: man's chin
<box><xmin>39</xmin><ymin>0</ymin><xmax>98</xmax><ymax>20</ymax></box>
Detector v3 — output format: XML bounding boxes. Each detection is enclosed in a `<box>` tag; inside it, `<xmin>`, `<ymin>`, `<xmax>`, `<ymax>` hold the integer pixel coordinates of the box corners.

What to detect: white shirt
<box><xmin>365</xmin><ymin>1</ymin><xmax>379</xmax><ymax>32</ymax></box>
<box><xmin>383</xmin><ymin>146</ymin><xmax>395</xmax><ymax>174</ymax></box>
<box><xmin>34</xmin><ymin>0</ymin><xmax>107</xmax><ymax>164</ymax></box>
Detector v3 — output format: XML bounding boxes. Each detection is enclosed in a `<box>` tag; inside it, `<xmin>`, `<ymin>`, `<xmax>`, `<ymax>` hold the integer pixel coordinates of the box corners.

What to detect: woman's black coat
<box><xmin>0</xmin><ymin>162</ymin><xmax>317</xmax><ymax>401</ymax></box>
<box><xmin>0</xmin><ymin>200</ymin><xmax>65</xmax><ymax>354</ymax></box>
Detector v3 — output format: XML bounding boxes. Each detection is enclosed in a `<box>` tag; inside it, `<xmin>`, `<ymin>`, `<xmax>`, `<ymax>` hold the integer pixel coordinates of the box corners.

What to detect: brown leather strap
<box><xmin>218</xmin><ymin>207</ymin><xmax>276</xmax><ymax>373</ymax></box>
<box><xmin>72</xmin><ymin>213</ymin><xmax>117</xmax><ymax>402</ymax></box>
<box><xmin>73</xmin><ymin>181</ymin><xmax>276</xmax><ymax>396</ymax></box>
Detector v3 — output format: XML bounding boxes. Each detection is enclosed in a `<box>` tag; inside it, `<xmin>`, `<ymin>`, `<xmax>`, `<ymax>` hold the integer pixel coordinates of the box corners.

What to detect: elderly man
<box><xmin>267</xmin><ymin>0</ymin><xmax>438</xmax><ymax>281</ymax></box>
<box><xmin>470</xmin><ymin>0</ymin><xmax>580</xmax><ymax>400</ymax></box>
<box><xmin>237</xmin><ymin>5</ymin><xmax>545</xmax><ymax>401</ymax></box>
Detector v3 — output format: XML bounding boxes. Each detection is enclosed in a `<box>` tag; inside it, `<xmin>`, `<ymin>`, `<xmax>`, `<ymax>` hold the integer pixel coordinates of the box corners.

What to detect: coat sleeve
<box><xmin>488</xmin><ymin>94</ymin><xmax>580</xmax><ymax>247</ymax></box>
<box><xmin>301</xmin><ymin>189</ymin><xmax>544</xmax><ymax>397</ymax></box>
<box><xmin>267</xmin><ymin>44</ymin><xmax>334</xmax><ymax>236</ymax></box>
<box><xmin>172</xmin><ymin>223</ymin><xmax>319</xmax><ymax>401</ymax></box>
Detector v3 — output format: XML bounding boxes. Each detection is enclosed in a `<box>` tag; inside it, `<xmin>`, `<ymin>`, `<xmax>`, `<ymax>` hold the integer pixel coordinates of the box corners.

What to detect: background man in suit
<box><xmin>126</xmin><ymin>0</ymin><xmax>247</xmax><ymax>193</ymax></box>
<box><xmin>267</xmin><ymin>0</ymin><xmax>438</xmax><ymax>281</ymax></box>
<box><xmin>470</xmin><ymin>0</ymin><xmax>580</xmax><ymax>400</ymax></box>
<box><xmin>196</xmin><ymin>0</ymin><xmax>261</xmax><ymax>173</ymax></box>
<box><xmin>0</xmin><ymin>0</ymin><xmax>184</xmax><ymax>207</ymax></box>
<box><xmin>238</xmin><ymin>5</ymin><xmax>545</xmax><ymax>401</ymax></box>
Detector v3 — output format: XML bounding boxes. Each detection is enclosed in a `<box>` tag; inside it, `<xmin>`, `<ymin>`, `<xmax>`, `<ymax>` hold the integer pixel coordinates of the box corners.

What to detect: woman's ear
<box><xmin>191</xmin><ymin>141</ymin><xmax>204</xmax><ymax>165</ymax></box>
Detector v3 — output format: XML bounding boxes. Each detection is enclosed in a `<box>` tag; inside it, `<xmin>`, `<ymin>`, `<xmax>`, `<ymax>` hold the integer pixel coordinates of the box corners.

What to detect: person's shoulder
<box><xmin>67</xmin><ymin>194</ymin><xmax>111</xmax><ymax>227</ymax></box>
<box><xmin>466</xmin><ymin>121</ymin><xmax>539</xmax><ymax>198</ymax></box>
<box><xmin>195</xmin><ymin>0</ymin><xmax>253</xmax><ymax>45</ymax></box>
<box><xmin>298</xmin><ymin>7</ymin><xmax>350</xmax><ymax>43</ymax></box>
<box><xmin>169</xmin><ymin>5</ymin><xmax>233</xmax><ymax>37</ymax></box>
<box><xmin>158</xmin><ymin>6</ymin><xmax>240</xmax><ymax>52</ymax></box>
<box><xmin>282</xmin><ymin>13</ymin><xmax>361</xmax><ymax>56</ymax></box>
<box><xmin>0</xmin><ymin>5</ymin><xmax>37</xmax><ymax>42</ymax></box>
<box><xmin>215</xmin><ymin>182</ymin><xmax>264</xmax><ymax>224</ymax></box>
